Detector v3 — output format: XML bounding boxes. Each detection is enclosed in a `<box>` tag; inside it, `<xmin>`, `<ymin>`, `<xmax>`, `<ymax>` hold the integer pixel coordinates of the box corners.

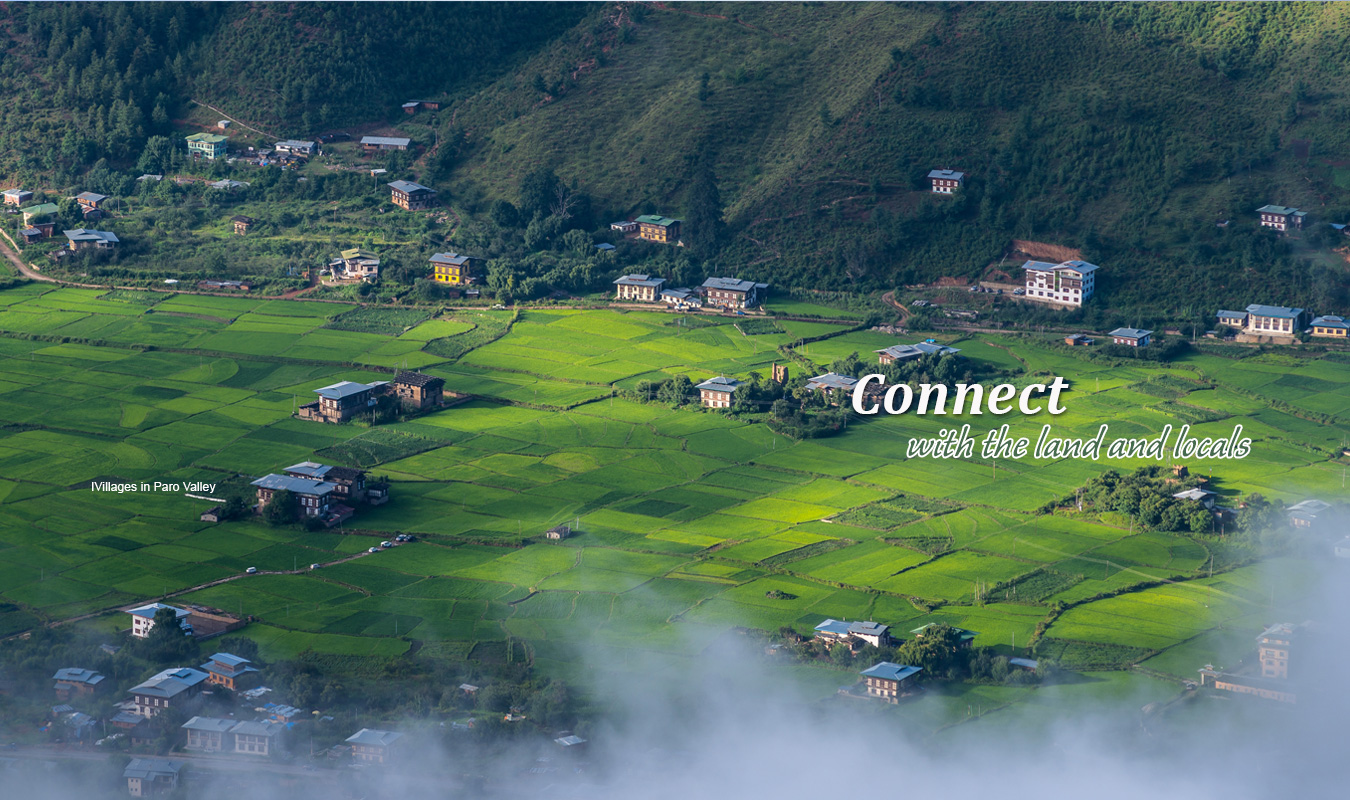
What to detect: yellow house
<box><xmin>430</xmin><ymin>252</ymin><xmax>483</xmax><ymax>285</ymax></box>
<box><xmin>1309</xmin><ymin>315</ymin><xmax>1349</xmax><ymax>338</ymax></box>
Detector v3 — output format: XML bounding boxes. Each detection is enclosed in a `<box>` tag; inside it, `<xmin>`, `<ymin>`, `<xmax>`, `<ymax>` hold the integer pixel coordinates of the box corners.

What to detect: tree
<box><xmin>683</xmin><ymin>159</ymin><xmax>725</xmax><ymax>257</ymax></box>
<box><xmin>490</xmin><ymin>199</ymin><xmax>520</xmax><ymax>228</ymax></box>
<box><xmin>139</xmin><ymin>607</ymin><xmax>196</xmax><ymax>664</ymax></box>
<box><xmin>263</xmin><ymin>490</ymin><xmax>297</xmax><ymax>526</ymax></box>
<box><xmin>1187</xmin><ymin>506</ymin><xmax>1214</xmax><ymax>534</ymax></box>
<box><xmin>519</xmin><ymin>168</ymin><xmax>560</xmax><ymax>220</ymax></box>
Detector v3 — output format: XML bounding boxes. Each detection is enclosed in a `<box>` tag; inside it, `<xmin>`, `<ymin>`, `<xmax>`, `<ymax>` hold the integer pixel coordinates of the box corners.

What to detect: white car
<box><xmin>310</xmin><ymin>563</ymin><xmax>321</xmax><ymax>570</ymax></box>
<box><xmin>368</xmin><ymin>547</ymin><xmax>379</xmax><ymax>554</ymax></box>
<box><xmin>245</xmin><ymin>567</ymin><xmax>258</xmax><ymax>574</ymax></box>
<box><xmin>381</xmin><ymin>541</ymin><xmax>393</xmax><ymax>548</ymax></box>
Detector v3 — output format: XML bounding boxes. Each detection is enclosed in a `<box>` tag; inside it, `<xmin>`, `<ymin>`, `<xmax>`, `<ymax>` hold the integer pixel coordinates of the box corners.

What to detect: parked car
<box><xmin>246</xmin><ymin>567</ymin><xmax>258</xmax><ymax>574</ymax></box>
<box><xmin>380</xmin><ymin>540</ymin><xmax>393</xmax><ymax>549</ymax></box>
<box><xmin>368</xmin><ymin>547</ymin><xmax>379</xmax><ymax>554</ymax></box>
<box><xmin>1013</xmin><ymin>288</ymin><xmax>1025</xmax><ymax>295</ymax></box>
<box><xmin>310</xmin><ymin>563</ymin><xmax>321</xmax><ymax>570</ymax></box>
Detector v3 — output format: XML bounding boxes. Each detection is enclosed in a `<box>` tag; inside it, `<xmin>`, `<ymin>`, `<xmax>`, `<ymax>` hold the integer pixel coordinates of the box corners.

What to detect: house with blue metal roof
<box><xmin>661</xmin><ymin>287</ymin><xmax>702</xmax><ymax>310</ymax></box>
<box><xmin>1108</xmin><ymin>327</ymin><xmax>1152</xmax><ymax>347</ymax></box>
<box><xmin>251</xmin><ymin>473</ymin><xmax>340</xmax><ymax>519</ymax></box>
<box><xmin>805</xmin><ymin>373</ymin><xmax>860</xmax><ymax>403</ymax></box>
<box><xmin>614</xmin><ymin>274</ymin><xmax>666</xmax><ymax>302</ymax></box>
<box><xmin>387</xmin><ymin>180</ymin><xmax>436</xmax><ymax>210</ymax></box>
<box><xmin>298</xmin><ymin>380</ymin><xmax>389</xmax><ymax>423</ymax></box>
<box><xmin>129</xmin><ymin>667</ymin><xmax>210</xmax><ymax>718</ymax></box>
<box><xmin>859</xmin><ymin>662</ymin><xmax>922</xmax><ymax>702</ymax></box>
<box><xmin>701</xmin><ymin>276</ymin><xmax>768</xmax><ymax>309</ymax></box>
<box><xmin>126</xmin><ymin>603</ymin><xmax>193</xmax><ymax>639</ymax></box>
<box><xmin>201</xmin><ymin>652</ymin><xmax>261</xmax><ymax>691</ymax></box>
<box><xmin>361</xmin><ymin>135</ymin><xmax>411</xmax><ymax>152</ymax></box>
<box><xmin>876</xmin><ymin>341</ymin><xmax>961</xmax><ymax>364</ymax></box>
<box><xmin>346</xmin><ymin>728</ymin><xmax>404</xmax><ymax>764</ymax></box>
<box><xmin>1310</xmin><ymin>315</ymin><xmax>1349</xmax><ymax>338</ymax></box>
<box><xmin>928</xmin><ymin>168</ymin><xmax>965</xmax><ymax>193</ymax></box>
<box><xmin>1244</xmin><ymin>304</ymin><xmax>1305</xmax><ymax>338</ymax></box>
<box><xmin>814</xmin><ymin>618</ymin><xmax>890</xmax><ymax>648</ymax></box>
<box><xmin>123</xmin><ymin>758</ymin><xmax>185</xmax><ymax>796</ymax></box>
<box><xmin>53</xmin><ymin>668</ymin><xmax>106</xmax><ymax>699</ymax></box>
<box><xmin>695</xmin><ymin>376</ymin><xmax>743</xmax><ymax>409</ymax></box>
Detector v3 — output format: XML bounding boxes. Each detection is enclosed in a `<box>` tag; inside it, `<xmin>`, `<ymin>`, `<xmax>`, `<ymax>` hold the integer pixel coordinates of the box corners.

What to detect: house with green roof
<box><xmin>636</xmin><ymin>214</ymin><xmax>681</xmax><ymax>244</ymax></box>
<box><xmin>186</xmin><ymin>132</ymin><xmax>228</xmax><ymax>160</ymax></box>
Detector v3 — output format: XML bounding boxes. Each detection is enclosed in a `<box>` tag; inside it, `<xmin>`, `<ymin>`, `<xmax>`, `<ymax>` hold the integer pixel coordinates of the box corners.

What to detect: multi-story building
<box><xmin>346</xmin><ymin>729</ymin><xmax>404</xmax><ymax>764</ymax></box>
<box><xmin>298</xmin><ymin>380</ymin><xmax>389</xmax><ymax>423</ymax></box>
<box><xmin>1257</xmin><ymin>622</ymin><xmax>1301</xmax><ymax>680</ymax></box>
<box><xmin>251</xmin><ymin>474</ymin><xmax>339</xmax><ymax>518</ymax></box>
<box><xmin>1256</xmin><ymin>204</ymin><xmax>1305</xmax><ymax>231</ymax></box>
<box><xmin>1108</xmin><ymin>327</ymin><xmax>1152</xmax><ymax>347</ymax></box>
<box><xmin>1243</xmin><ymin>304</ymin><xmax>1304</xmax><ymax>337</ymax></box>
<box><xmin>700</xmin><ymin>277</ymin><xmax>768</xmax><ymax>309</ymax></box>
<box><xmin>232</xmin><ymin>215</ymin><xmax>255</xmax><ymax>235</ymax></box>
<box><xmin>229</xmin><ymin>720</ymin><xmax>282</xmax><ymax>756</ymax></box>
<box><xmin>186</xmin><ymin>132</ymin><xmax>228</xmax><ymax>160</ymax></box>
<box><xmin>387</xmin><ymin>180</ymin><xmax>437</xmax><ymax>210</ymax></box>
<box><xmin>876</xmin><ymin>342</ymin><xmax>961</xmax><ymax>364</ymax></box>
<box><xmin>1309</xmin><ymin>315</ymin><xmax>1349</xmax><ymax>338</ymax></box>
<box><xmin>805</xmin><ymin>373</ymin><xmax>859</xmax><ymax>403</ymax></box>
<box><xmin>695</xmin><ymin>376</ymin><xmax>742</xmax><ymax>409</ymax></box>
<box><xmin>429</xmin><ymin>252</ymin><xmax>484</xmax><ymax>285</ymax></box>
<box><xmin>52</xmin><ymin>668</ymin><xmax>106</xmax><ymax>700</ymax></box>
<box><xmin>182</xmin><ymin>717</ymin><xmax>235</xmax><ymax>752</ymax></box>
<box><xmin>392</xmin><ymin>371</ymin><xmax>445</xmax><ymax>411</ymax></box>
<box><xmin>927</xmin><ymin>168</ymin><xmax>965</xmax><ymax>193</ymax></box>
<box><xmin>635</xmin><ymin>214</ymin><xmax>681</xmax><ymax>243</ymax></box>
<box><xmin>126</xmin><ymin>603</ymin><xmax>192</xmax><ymax>639</ymax></box>
<box><xmin>614</xmin><ymin>274</ymin><xmax>666</xmax><ymax>302</ymax></box>
<box><xmin>3</xmin><ymin>188</ymin><xmax>33</xmax><ymax>206</ymax></box>
<box><xmin>129</xmin><ymin>667</ymin><xmax>210</xmax><ymax>718</ymax></box>
<box><xmin>661</xmin><ymin>287</ymin><xmax>702</xmax><ymax>310</ymax></box>
<box><xmin>183</xmin><ymin>718</ymin><xmax>282</xmax><ymax>756</ymax></box>
<box><xmin>123</xmin><ymin>759</ymin><xmax>184</xmax><ymax>797</ymax></box>
<box><xmin>199</xmin><ymin>652</ymin><xmax>260</xmax><ymax>691</ymax></box>
<box><xmin>1021</xmin><ymin>259</ymin><xmax>1098</xmax><ymax>307</ymax></box>
<box><xmin>858</xmin><ymin>662</ymin><xmax>922</xmax><ymax>703</ymax></box>
<box><xmin>814</xmin><ymin>619</ymin><xmax>890</xmax><ymax>648</ymax></box>
<box><xmin>285</xmin><ymin>461</ymin><xmax>368</xmax><ymax>502</ymax></box>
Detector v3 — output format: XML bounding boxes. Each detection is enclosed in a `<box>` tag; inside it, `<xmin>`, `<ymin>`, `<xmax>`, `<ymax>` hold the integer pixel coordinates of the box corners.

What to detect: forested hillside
<box><xmin>1</xmin><ymin>2</ymin><xmax>1349</xmax><ymax>318</ymax></box>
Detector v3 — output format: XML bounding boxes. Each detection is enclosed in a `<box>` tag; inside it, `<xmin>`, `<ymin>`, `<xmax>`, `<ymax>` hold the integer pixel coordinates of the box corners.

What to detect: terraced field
<box><xmin>0</xmin><ymin>285</ymin><xmax>1345</xmax><ymax>682</ymax></box>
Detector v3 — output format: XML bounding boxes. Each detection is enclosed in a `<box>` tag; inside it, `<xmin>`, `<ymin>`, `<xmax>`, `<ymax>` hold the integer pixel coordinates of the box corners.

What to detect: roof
<box><xmin>127</xmin><ymin>603</ymin><xmax>189</xmax><ymax>620</ymax></box>
<box><xmin>340</xmin><ymin>248</ymin><xmax>379</xmax><ymax>261</ymax></box>
<box><xmin>1022</xmin><ymin>259</ymin><xmax>1099</xmax><ymax>275</ymax></box>
<box><xmin>229</xmin><ymin>720</ymin><xmax>280</xmax><ymax>737</ymax></box>
<box><xmin>123</xmin><ymin>759</ymin><xmax>185</xmax><ymax>780</ymax></box>
<box><xmin>927</xmin><ymin>169</ymin><xmax>965</xmax><ymax>180</ymax></box>
<box><xmin>701</xmin><ymin>277</ymin><xmax>768</xmax><ymax>292</ymax></box>
<box><xmin>206</xmin><ymin>653</ymin><xmax>251</xmax><ymax>668</ymax></box>
<box><xmin>1108</xmin><ymin>327</ymin><xmax>1153</xmax><ymax>339</ymax></box>
<box><xmin>429</xmin><ymin>252</ymin><xmax>475</xmax><ymax>266</ymax></box>
<box><xmin>1216</xmin><ymin>309</ymin><xmax>1247</xmax><ymax>320</ymax></box>
<box><xmin>695</xmin><ymin>376</ymin><xmax>742</xmax><ymax>394</ymax></box>
<box><xmin>182</xmin><ymin>716</ymin><xmax>235</xmax><ymax>734</ymax></box>
<box><xmin>130</xmin><ymin>667</ymin><xmax>210</xmax><ymax>699</ymax></box>
<box><xmin>314</xmin><ymin>380</ymin><xmax>380</xmax><ymax>399</ymax></box>
<box><xmin>285</xmin><ymin>461</ymin><xmax>333</xmax><ymax>479</ymax></box>
<box><xmin>876</xmin><ymin>342</ymin><xmax>961</xmax><ymax>358</ymax></box>
<box><xmin>1287</xmin><ymin>499</ymin><xmax>1331</xmax><ymax>515</ymax></box>
<box><xmin>1172</xmin><ymin>487</ymin><xmax>1216</xmax><ymax>501</ymax></box>
<box><xmin>251</xmin><ymin>474</ymin><xmax>338</xmax><ymax>496</ymax></box>
<box><xmin>395</xmin><ymin>371</ymin><xmax>444</xmax><ymax>388</ymax></box>
<box><xmin>208</xmin><ymin>179</ymin><xmax>249</xmax><ymax>189</ymax></box>
<box><xmin>662</xmin><ymin>287</ymin><xmax>698</xmax><ymax>299</ymax></box>
<box><xmin>1245</xmin><ymin>304</ymin><xmax>1304</xmax><ymax>319</ymax></box>
<box><xmin>19</xmin><ymin>227</ymin><xmax>41</xmax><ymax>236</ymax></box>
<box><xmin>53</xmin><ymin>668</ymin><xmax>104</xmax><ymax>686</ymax></box>
<box><xmin>22</xmin><ymin>203</ymin><xmax>59</xmax><ymax>217</ymax></box>
<box><xmin>596</xmin><ymin>243</ymin><xmax>616</xmax><ymax>251</ymax></box>
<box><xmin>387</xmin><ymin>180</ymin><xmax>434</xmax><ymax>194</ymax></box>
<box><xmin>361</xmin><ymin>136</ymin><xmax>411</xmax><ymax>147</ymax></box>
<box><xmin>554</xmin><ymin>735</ymin><xmax>587</xmax><ymax>746</ymax></box>
<box><xmin>275</xmin><ymin>139</ymin><xmax>316</xmax><ymax>150</ymax></box>
<box><xmin>63</xmin><ymin>229</ymin><xmax>119</xmax><ymax>244</ymax></box>
<box><xmin>231</xmin><ymin>215</ymin><xmax>256</xmax><ymax>224</ymax></box>
<box><xmin>1257</xmin><ymin>622</ymin><xmax>1301</xmax><ymax>642</ymax></box>
<box><xmin>910</xmin><ymin>623</ymin><xmax>978</xmax><ymax>641</ymax></box>
<box><xmin>402</xmin><ymin>102</ymin><xmax>421</xmax><ymax>109</ymax></box>
<box><xmin>859</xmin><ymin>662</ymin><xmax>922</xmax><ymax>682</ymax></box>
<box><xmin>614</xmin><ymin>274</ymin><xmax>666</xmax><ymax>288</ymax></box>
<box><xmin>75</xmin><ymin>191</ymin><xmax>108</xmax><ymax>202</ymax></box>
<box><xmin>1311</xmin><ymin>315</ymin><xmax>1350</xmax><ymax>329</ymax></box>
<box><xmin>346</xmin><ymin>728</ymin><xmax>404</xmax><ymax>747</ymax></box>
<box><xmin>186</xmin><ymin>132</ymin><xmax>228</xmax><ymax>144</ymax></box>
<box><xmin>1009</xmin><ymin>657</ymin><xmax>1039</xmax><ymax>669</ymax></box>
<box><xmin>806</xmin><ymin>373</ymin><xmax>860</xmax><ymax>391</ymax></box>
<box><xmin>2</xmin><ymin>188</ymin><xmax>31</xmax><ymax>197</ymax></box>
<box><xmin>635</xmin><ymin>214</ymin><xmax>679</xmax><ymax>226</ymax></box>
<box><xmin>815</xmin><ymin>619</ymin><xmax>888</xmax><ymax>637</ymax></box>
<box><xmin>1256</xmin><ymin>204</ymin><xmax>1301</xmax><ymax>215</ymax></box>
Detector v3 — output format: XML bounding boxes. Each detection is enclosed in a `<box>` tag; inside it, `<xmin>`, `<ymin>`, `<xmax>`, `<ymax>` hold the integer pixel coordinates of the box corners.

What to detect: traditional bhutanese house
<box><xmin>75</xmin><ymin>191</ymin><xmax>108</xmax><ymax>210</ymax></box>
<box><xmin>21</xmin><ymin>202</ymin><xmax>58</xmax><ymax>226</ymax></box>
<box><xmin>126</xmin><ymin>603</ymin><xmax>192</xmax><ymax>639</ymax></box>
<box><xmin>387</xmin><ymin>180</ymin><xmax>437</xmax><ymax>210</ymax></box>
<box><xmin>859</xmin><ymin>662</ymin><xmax>922</xmax><ymax>702</ymax></box>
<box><xmin>420</xmin><ymin>100</ymin><xmax>443</xmax><ymax>111</ymax></box>
<box><xmin>19</xmin><ymin>227</ymin><xmax>43</xmax><ymax>244</ymax></box>
<box><xmin>187</xmin><ymin>132</ymin><xmax>228</xmax><ymax>160</ymax></box>
<box><xmin>610</xmin><ymin>220</ymin><xmax>638</xmax><ymax>233</ymax></box>
<box><xmin>596</xmin><ymin>242</ymin><xmax>616</xmax><ymax>254</ymax></box>
<box><xmin>1257</xmin><ymin>622</ymin><xmax>1303</xmax><ymax>680</ymax></box>
<box><xmin>274</xmin><ymin>140</ymin><xmax>317</xmax><ymax>156</ymax></box>
<box><xmin>875</xmin><ymin>342</ymin><xmax>961</xmax><ymax>364</ymax></box>
<box><xmin>346</xmin><ymin>728</ymin><xmax>404</xmax><ymax>764</ymax></box>
<box><xmin>1108</xmin><ymin>327</ymin><xmax>1152</xmax><ymax>347</ymax></box>
<box><xmin>402</xmin><ymin>101</ymin><xmax>420</xmax><ymax>114</ymax></box>
<box><xmin>53</xmin><ymin>668</ymin><xmax>106</xmax><ymax>700</ymax></box>
<box><xmin>301</xmin><ymin>380</ymin><xmax>389</xmax><ymax>423</ymax></box>
<box><xmin>1197</xmin><ymin>665</ymin><xmax>1297</xmax><ymax>704</ymax></box>
<box><xmin>129</xmin><ymin>667</ymin><xmax>210</xmax><ymax>718</ymax></box>
<box><xmin>1286</xmin><ymin>499</ymin><xmax>1331</xmax><ymax>531</ymax></box>
<box><xmin>335</xmin><ymin>248</ymin><xmax>380</xmax><ymax>281</ymax></box>
<box><xmin>123</xmin><ymin>759</ymin><xmax>184</xmax><ymax>797</ymax></box>
<box><xmin>1256</xmin><ymin>204</ymin><xmax>1305</xmax><ymax>231</ymax></box>
<box><xmin>228</xmin><ymin>720</ymin><xmax>282</xmax><ymax>756</ymax></box>
<box><xmin>251</xmin><ymin>473</ymin><xmax>338</xmax><ymax>518</ymax></box>
<box><xmin>199</xmin><ymin>652</ymin><xmax>261</xmax><ymax>691</ymax></box>
<box><xmin>635</xmin><ymin>214</ymin><xmax>681</xmax><ymax>243</ymax></box>
<box><xmin>614</xmin><ymin>274</ymin><xmax>666</xmax><ymax>302</ymax></box>
<box><xmin>3</xmin><ymin>188</ymin><xmax>33</xmax><ymax>206</ymax></box>
<box><xmin>1310</xmin><ymin>315</ymin><xmax>1350</xmax><ymax>338</ymax></box>
<box><xmin>1172</xmin><ymin>487</ymin><xmax>1217</xmax><ymax>510</ymax></box>
<box><xmin>361</xmin><ymin>135</ymin><xmax>411</xmax><ymax>153</ymax></box>
<box><xmin>927</xmin><ymin>168</ymin><xmax>965</xmax><ymax>193</ymax></box>
<box><xmin>182</xmin><ymin>717</ymin><xmax>235</xmax><ymax>752</ymax></box>
<box><xmin>392</xmin><ymin>371</ymin><xmax>445</xmax><ymax>411</ymax></box>
<box><xmin>1216</xmin><ymin>309</ymin><xmax>1248</xmax><ymax>328</ymax></box>
<box><xmin>1065</xmin><ymin>334</ymin><xmax>1094</xmax><ymax>346</ymax></box>
<box><xmin>1244</xmin><ymin>304</ymin><xmax>1304</xmax><ymax>337</ymax></box>
<box><xmin>545</xmin><ymin>524</ymin><xmax>572</xmax><ymax>540</ymax></box>
<box><xmin>700</xmin><ymin>277</ymin><xmax>768</xmax><ymax>309</ymax></box>
<box><xmin>805</xmin><ymin>373</ymin><xmax>859</xmax><ymax>402</ymax></box>
<box><xmin>208</xmin><ymin>179</ymin><xmax>250</xmax><ymax>191</ymax></box>
<box><xmin>661</xmin><ymin>287</ymin><xmax>702</xmax><ymax>310</ymax></box>
<box><xmin>910</xmin><ymin>623</ymin><xmax>978</xmax><ymax>646</ymax></box>
<box><xmin>695</xmin><ymin>376</ymin><xmax>742</xmax><ymax>409</ymax></box>
<box><xmin>63</xmin><ymin>229</ymin><xmax>119</xmax><ymax>251</ymax></box>
<box><xmin>1022</xmin><ymin>259</ymin><xmax>1098</xmax><ymax>307</ymax></box>
<box><xmin>232</xmin><ymin>215</ymin><xmax>255</xmax><ymax>235</ymax></box>
<box><xmin>429</xmin><ymin>252</ymin><xmax>484</xmax><ymax>285</ymax></box>
<box><xmin>814</xmin><ymin>619</ymin><xmax>890</xmax><ymax>648</ymax></box>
